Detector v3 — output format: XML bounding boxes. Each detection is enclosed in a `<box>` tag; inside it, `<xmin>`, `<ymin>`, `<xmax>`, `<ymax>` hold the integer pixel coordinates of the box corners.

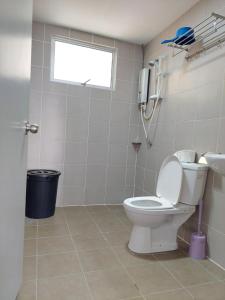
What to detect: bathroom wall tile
<box><xmin>43</xmin><ymin>42</ymin><xmax>51</xmax><ymax>68</ymax></box>
<box><xmin>66</xmin><ymin>114</ymin><xmax>88</xmax><ymax>142</ymax></box>
<box><xmin>89</xmin><ymin>99</ymin><xmax>110</xmax><ymax>123</ymax></box>
<box><xmin>43</xmin><ymin>68</ymin><xmax>68</xmax><ymax>95</ymax></box>
<box><xmin>44</xmin><ymin>24</ymin><xmax>70</xmax><ymax>42</ymax></box>
<box><xmin>85</xmin><ymin>186</ymin><xmax>106</xmax><ymax>205</ymax></box>
<box><xmin>107</xmin><ymin>166</ymin><xmax>126</xmax><ymax>187</ymax></box>
<box><xmin>63</xmin><ymin>164</ymin><xmax>86</xmax><ymax>186</ymax></box>
<box><xmin>108</xmin><ymin>144</ymin><xmax>127</xmax><ymax>166</ymax></box>
<box><xmin>174</xmin><ymin>121</ymin><xmax>195</xmax><ymax>150</ymax></box>
<box><xmin>105</xmin><ymin>185</ymin><xmax>127</xmax><ymax>204</ymax></box>
<box><xmin>67</xmin><ymin>84</ymin><xmax>90</xmax><ymax>98</ymax></box>
<box><xmin>217</xmin><ymin>117</ymin><xmax>225</xmax><ymax>153</ymax></box>
<box><xmin>193</xmin><ymin>119</ymin><xmax>219</xmax><ymax>154</ymax></box>
<box><xmin>62</xmin><ymin>186</ymin><xmax>85</xmax><ymax>206</ymax></box>
<box><xmin>109</xmin><ymin>122</ymin><xmax>129</xmax><ymax>145</ymax></box>
<box><xmin>110</xmin><ymin>102</ymin><xmax>130</xmax><ymax>123</ymax></box>
<box><xmin>31</xmin><ymin>66</ymin><xmax>42</xmax><ymax>91</ymax></box>
<box><xmin>64</xmin><ymin>142</ymin><xmax>87</xmax><ymax>164</ymax></box>
<box><xmin>115</xmin><ymin>40</ymin><xmax>134</xmax><ymax>60</ymax></box>
<box><xmin>40</xmin><ymin>140</ymin><xmax>65</xmax><ymax>164</ymax></box>
<box><xmin>88</xmin><ymin>120</ymin><xmax>109</xmax><ymax>143</ymax></box>
<box><xmin>42</xmin><ymin>112</ymin><xmax>66</xmax><ymax>141</ymax></box>
<box><xmin>29</xmin><ymin>90</ymin><xmax>42</xmax><ymax>123</ymax></box>
<box><xmin>70</xmin><ymin>29</ymin><xmax>92</xmax><ymax>42</ymax></box>
<box><xmin>67</xmin><ymin>96</ymin><xmax>89</xmax><ymax>116</ymax></box>
<box><xmin>32</xmin><ymin>22</ymin><xmax>44</xmax><ymax>41</ymax></box>
<box><xmin>130</xmin><ymin>103</ymin><xmax>140</xmax><ymax>125</ymax></box>
<box><xmin>29</xmin><ymin>22</ymin><xmax>142</xmax><ymax>214</ymax></box>
<box><xmin>143</xmin><ymin>169</ymin><xmax>156</xmax><ymax>194</ymax></box>
<box><xmin>112</xmin><ymin>80</ymin><xmax>132</xmax><ymax>102</ymax></box>
<box><xmin>93</xmin><ymin>34</ymin><xmax>115</xmax><ymax>47</ymax></box>
<box><xmin>86</xmin><ymin>165</ymin><xmax>106</xmax><ymax>187</ymax></box>
<box><xmin>31</xmin><ymin>40</ymin><xmax>43</xmax><ymax>66</ymax></box>
<box><xmin>42</xmin><ymin>93</ymin><xmax>67</xmax><ymax>116</ymax></box>
<box><xmin>116</xmin><ymin>57</ymin><xmax>134</xmax><ymax>81</ymax></box>
<box><xmin>87</xmin><ymin>142</ymin><xmax>108</xmax><ymax>165</ymax></box>
<box><xmin>126</xmin><ymin>166</ymin><xmax>136</xmax><ymax>187</ymax></box>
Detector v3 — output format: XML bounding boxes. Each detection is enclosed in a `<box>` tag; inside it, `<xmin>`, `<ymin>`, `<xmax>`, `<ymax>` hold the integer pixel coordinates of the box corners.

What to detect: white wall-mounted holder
<box><xmin>199</xmin><ymin>153</ymin><xmax>225</xmax><ymax>176</ymax></box>
<box><xmin>167</xmin><ymin>12</ymin><xmax>225</xmax><ymax>60</ymax></box>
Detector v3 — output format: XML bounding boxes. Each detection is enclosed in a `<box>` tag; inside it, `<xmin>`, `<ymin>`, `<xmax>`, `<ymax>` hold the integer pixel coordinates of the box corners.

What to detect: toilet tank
<box><xmin>179</xmin><ymin>163</ymin><xmax>208</xmax><ymax>206</ymax></box>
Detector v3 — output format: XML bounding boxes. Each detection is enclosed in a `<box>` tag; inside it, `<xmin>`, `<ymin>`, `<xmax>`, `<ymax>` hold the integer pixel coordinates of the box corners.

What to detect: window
<box><xmin>51</xmin><ymin>37</ymin><xmax>117</xmax><ymax>90</ymax></box>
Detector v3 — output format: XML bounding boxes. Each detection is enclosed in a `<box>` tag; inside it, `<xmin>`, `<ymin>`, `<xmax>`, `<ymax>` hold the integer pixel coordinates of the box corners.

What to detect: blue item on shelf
<box><xmin>161</xmin><ymin>26</ymin><xmax>195</xmax><ymax>45</ymax></box>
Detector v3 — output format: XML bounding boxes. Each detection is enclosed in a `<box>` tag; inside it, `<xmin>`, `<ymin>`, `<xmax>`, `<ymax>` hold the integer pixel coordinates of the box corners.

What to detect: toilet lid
<box><xmin>156</xmin><ymin>155</ymin><xmax>183</xmax><ymax>205</ymax></box>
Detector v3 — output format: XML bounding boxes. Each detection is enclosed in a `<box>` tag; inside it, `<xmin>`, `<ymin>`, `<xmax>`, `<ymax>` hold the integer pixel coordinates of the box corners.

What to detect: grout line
<box><xmin>83</xmin><ymin>88</ymin><xmax>92</xmax><ymax>206</ymax></box>
<box><xmin>63</xmin><ymin>208</ymin><xmax>95</xmax><ymax>300</ymax></box>
<box><xmin>152</xmin><ymin>254</ymin><xmax>195</xmax><ymax>299</ymax></box>
<box><xmin>35</xmin><ymin>222</ymin><xmax>38</xmax><ymax>300</ymax></box>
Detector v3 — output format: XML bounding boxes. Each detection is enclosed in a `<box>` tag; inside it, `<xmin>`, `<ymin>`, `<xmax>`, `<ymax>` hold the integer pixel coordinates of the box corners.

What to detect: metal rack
<box><xmin>167</xmin><ymin>12</ymin><xmax>225</xmax><ymax>60</ymax></box>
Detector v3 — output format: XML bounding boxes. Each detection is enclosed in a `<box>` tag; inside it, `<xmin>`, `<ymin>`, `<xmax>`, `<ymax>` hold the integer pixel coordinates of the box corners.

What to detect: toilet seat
<box><xmin>124</xmin><ymin>196</ymin><xmax>173</xmax><ymax>210</ymax></box>
<box><xmin>124</xmin><ymin>155</ymin><xmax>183</xmax><ymax>213</ymax></box>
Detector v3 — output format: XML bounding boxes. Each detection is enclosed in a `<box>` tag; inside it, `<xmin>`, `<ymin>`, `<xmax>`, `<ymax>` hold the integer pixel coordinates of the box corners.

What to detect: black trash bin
<box><xmin>26</xmin><ymin>169</ymin><xmax>61</xmax><ymax>219</ymax></box>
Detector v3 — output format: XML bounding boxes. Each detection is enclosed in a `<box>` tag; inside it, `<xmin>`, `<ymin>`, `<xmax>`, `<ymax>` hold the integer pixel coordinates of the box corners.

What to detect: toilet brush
<box><xmin>189</xmin><ymin>199</ymin><xmax>207</xmax><ymax>260</ymax></box>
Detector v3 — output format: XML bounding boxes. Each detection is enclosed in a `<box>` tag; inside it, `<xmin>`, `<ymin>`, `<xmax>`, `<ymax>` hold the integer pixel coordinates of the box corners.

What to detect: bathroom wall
<box><xmin>28</xmin><ymin>22</ymin><xmax>142</xmax><ymax>206</ymax></box>
<box><xmin>136</xmin><ymin>0</ymin><xmax>225</xmax><ymax>268</ymax></box>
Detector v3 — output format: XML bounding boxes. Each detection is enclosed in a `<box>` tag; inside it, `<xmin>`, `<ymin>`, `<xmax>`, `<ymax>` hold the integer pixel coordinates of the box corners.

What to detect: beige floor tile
<box><xmin>38</xmin><ymin>208</ymin><xmax>66</xmax><ymax>226</ymax></box>
<box><xmin>37</xmin><ymin>274</ymin><xmax>91</xmax><ymax>300</ymax></box>
<box><xmin>145</xmin><ymin>289</ymin><xmax>192</xmax><ymax>300</ymax></box>
<box><xmin>188</xmin><ymin>281</ymin><xmax>225</xmax><ymax>300</ymax></box>
<box><xmin>95</xmin><ymin>216</ymin><xmax>127</xmax><ymax>232</ymax></box>
<box><xmin>67</xmin><ymin>220</ymin><xmax>101</xmax><ymax>237</ymax></box>
<box><xmin>103</xmin><ymin>230</ymin><xmax>129</xmax><ymax>246</ymax></box>
<box><xmin>72</xmin><ymin>234</ymin><xmax>108</xmax><ymax>251</ymax></box>
<box><xmin>25</xmin><ymin>218</ymin><xmax>38</xmax><ymax>226</ymax></box>
<box><xmin>23</xmin><ymin>257</ymin><xmax>36</xmax><ymax>282</ymax></box>
<box><xmin>86</xmin><ymin>268</ymin><xmax>140</xmax><ymax>300</ymax></box>
<box><xmin>38</xmin><ymin>224</ymin><xmax>69</xmax><ymax>238</ymax></box>
<box><xmin>112</xmin><ymin>245</ymin><xmax>156</xmax><ymax>267</ymax></box>
<box><xmin>38</xmin><ymin>252</ymin><xmax>81</xmax><ymax>278</ymax></box>
<box><xmin>198</xmin><ymin>259</ymin><xmax>225</xmax><ymax>280</ymax></box>
<box><xmin>17</xmin><ymin>280</ymin><xmax>36</xmax><ymax>300</ymax></box>
<box><xmin>64</xmin><ymin>206</ymin><xmax>89</xmax><ymax>219</ymax></box>
<box><xmin>154</xmin><ymin>250</ymin><xmax>187</xmax><ymax>262</ymax></box>
<box><xmin>24</xmin><ymin>226</ymin><xmax>37</xmax><ymax>240</ymax></box>
<box><xmin>161</xmin><ymin>256</ymin><xmax>216</xmax><ymax>287</ymax></box>
<box><xmin>127</xmin><ymin>263</ymin><xmax>181</xmax><ymax>295</ymax></box>
<box><xmin>87</xmin><ymin>205</ymin><xmax>109</xmax><ymax>215</ymax></box>
<box><xmin>79</xmin><ymin>248</ymin><xmax>120</xmax><ymax>272</ymax></box>
<box><xmin>37</xmin><ymin>236</ymin><xmax>74</xmax><ymax>255</ymax></box>
<box><xmin>24</xmin><ymin>239</ymin><xmax>36</xmax><ymax>257</ymax></box>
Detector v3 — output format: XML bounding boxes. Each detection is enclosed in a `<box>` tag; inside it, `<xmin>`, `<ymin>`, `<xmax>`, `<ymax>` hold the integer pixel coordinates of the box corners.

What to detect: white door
<box><xmin>0</xmin><ymin>1</ymin><xmax>33</xmax><ymax>299</ymax></box>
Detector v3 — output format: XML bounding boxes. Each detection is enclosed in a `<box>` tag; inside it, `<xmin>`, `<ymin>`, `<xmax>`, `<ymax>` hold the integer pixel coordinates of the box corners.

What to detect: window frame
<box><xmin>50</xmin><ymin>36</ymin><xmax>117</xmax><ymax>90</ymax></box>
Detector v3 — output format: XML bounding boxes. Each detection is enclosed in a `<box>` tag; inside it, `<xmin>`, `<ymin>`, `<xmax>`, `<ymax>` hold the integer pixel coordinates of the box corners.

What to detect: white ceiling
<box><xmin>33</xmin><ymin>0</ymin><xmax>199</xmax><ymax>44</ymax></box>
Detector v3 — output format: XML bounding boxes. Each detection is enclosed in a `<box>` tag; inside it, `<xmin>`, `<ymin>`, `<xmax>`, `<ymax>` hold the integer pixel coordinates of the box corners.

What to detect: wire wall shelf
<box><xmin>168</xmin><ymin>12</ymin><xmax>225</xmax><ymax>60</ymax></box>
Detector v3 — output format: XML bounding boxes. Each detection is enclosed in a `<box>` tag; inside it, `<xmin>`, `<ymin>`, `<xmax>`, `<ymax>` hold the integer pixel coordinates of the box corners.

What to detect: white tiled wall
<box><xmin>28</xmin><ymin>22</ymin><xmax>142</xmax><ymax>207</ymax></box>
<box><xmin>136</xmin><ymin>0</ymin><xmax>225</xmax><ymax>269</ymax></box>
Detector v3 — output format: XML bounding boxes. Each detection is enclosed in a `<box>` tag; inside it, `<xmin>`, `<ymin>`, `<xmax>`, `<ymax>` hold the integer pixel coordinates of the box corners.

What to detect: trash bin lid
<box><xmin>27</xmin><ymin>169</ymin><xmax>61</xmax><ymax>177</ymax></box>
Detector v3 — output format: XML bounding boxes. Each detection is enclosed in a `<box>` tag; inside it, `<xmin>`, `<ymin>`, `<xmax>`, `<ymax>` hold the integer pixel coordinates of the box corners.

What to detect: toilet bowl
<box><xmin>123</xmin><ymin>155</ymin><xmax>208</xmax><ymax>254</ymax></box>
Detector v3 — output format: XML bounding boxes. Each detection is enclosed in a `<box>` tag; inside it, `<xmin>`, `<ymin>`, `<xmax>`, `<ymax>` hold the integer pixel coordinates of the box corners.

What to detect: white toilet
<box><xmin>123</xmin><ymin>155</ymin><xmax>208</xmax><ymax>254</ymax></box>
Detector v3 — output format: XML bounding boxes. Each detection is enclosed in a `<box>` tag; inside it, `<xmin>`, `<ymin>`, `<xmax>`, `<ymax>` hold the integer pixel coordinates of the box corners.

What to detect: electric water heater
<box><xmin>138</xmin><ymin>68</ymin><xmax>150</xmax><ymax>104</ymax></box>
